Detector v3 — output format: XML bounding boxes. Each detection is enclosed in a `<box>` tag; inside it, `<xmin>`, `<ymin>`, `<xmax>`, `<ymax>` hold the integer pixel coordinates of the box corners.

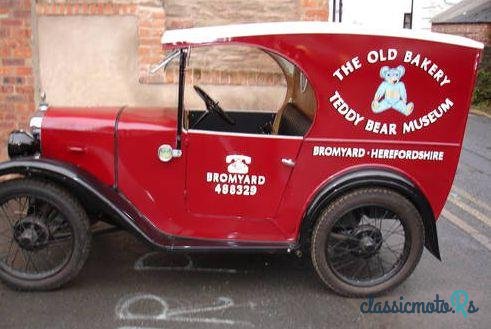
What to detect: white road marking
<box><xmin>115</xmin><ymin>294</ymin><xmax>255</xmax><ymax>328</ymax></box>
<box><xmin>448</xmin><ymin>194</ymin><xmax>491</xmax><ymax>228</ymax></box>
<box><xmin>441</xmin><ymin>209</ymin><xmax>491</xmax><ymax>251</ymax></box>
<box><xmin>118</xmin><ymin>327</ymin><xmax>161</xmax><ymax>329</ymax></box>
<box><xmin>134</xmin><ymin>252</ymin><xmax>242</xmax><ymax>274</ymax></box>
<box><xmin>451</xmin><ymin>185</ymin><xmax>491</xmax><ymax>213</ymax></box>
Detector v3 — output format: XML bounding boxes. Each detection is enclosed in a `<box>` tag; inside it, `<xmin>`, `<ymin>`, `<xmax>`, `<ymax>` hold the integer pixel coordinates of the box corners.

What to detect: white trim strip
<box><xmin>162</xmin><ymin>21</ymin><xmax>484</xmax><ymax>50</ymax></box>
<box><xmin>186</xmin><ymin>129</ymin><xmax>303</xmax><ymax>140</ymax></box>
<box><xmin>305</xmin><ymin>137</ymin><xmax>460</xmax><ymax>147</ymax></box>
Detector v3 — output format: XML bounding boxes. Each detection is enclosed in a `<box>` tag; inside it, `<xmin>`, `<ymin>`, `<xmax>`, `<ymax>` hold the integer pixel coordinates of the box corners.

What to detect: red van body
<box><xmin>0</xmin><ymin>22</ymin><xmax>483</xmax><ymax>294</ymax></box>
<box><xmin>41</xmin><ymin>23</ymin><xmax>481</xmax><ymax>245</ymax></box>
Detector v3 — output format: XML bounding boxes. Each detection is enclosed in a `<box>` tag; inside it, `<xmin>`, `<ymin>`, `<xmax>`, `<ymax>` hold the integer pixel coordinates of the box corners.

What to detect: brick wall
<box><xmin>153</xmin><ymin>0</ymin><xmax>328</xmax><ymax>86</ymax></box>
<box><xmin>432</xmin><ymin>23</ymin><xmax>491</xmax><ymax>46</ymax></box>
<box><xmin>34</xmin><ymin>0</ymin><xmax>327</xmax><ymax>86</ymax></box>
<box><xmin>181</xmin><ymin>45</ymin><xmax>287</xmax><ymax>87</ymax></box>
<box><xmin>0</xmin><ymin>0</ymin><xmax>328</xmax><ymax>160</ymax></box>
<box><xmin>0</xmin><ymin>0</ymin><xmax>35</xmax><ymax>160</ymax></box>
<box><xmin>164</xmin><ymin>0</ymin><xmax>327</xmax><ymax>28</ymax></box>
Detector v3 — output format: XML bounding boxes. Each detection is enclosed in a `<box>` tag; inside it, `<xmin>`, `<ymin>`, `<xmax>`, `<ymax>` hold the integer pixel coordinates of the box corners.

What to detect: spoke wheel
<box><xmin>311</xmin><ymin>188</ymin><xmax>424</xmax><ymax>297</ymax></box>
<box><xmin>0</xmin><ymin>194</ymin><xmax>74</xmax><ymax>280</ymax></box>
<box><xmin>327</xmin><ymin>206</ymin><xmax>409</xmax><ymax>286</ymax></box>
<box><xmin>0</xmin><ymin>179</ymin><xmax>90</xmax><ymax>291</ymax></box>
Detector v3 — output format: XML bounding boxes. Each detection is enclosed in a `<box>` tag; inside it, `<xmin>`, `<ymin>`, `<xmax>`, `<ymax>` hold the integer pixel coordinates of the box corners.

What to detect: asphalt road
<box><xmin>0</xmin><ymin>114</ymin><xmax>490</xmax><ymax>329</ymax></box>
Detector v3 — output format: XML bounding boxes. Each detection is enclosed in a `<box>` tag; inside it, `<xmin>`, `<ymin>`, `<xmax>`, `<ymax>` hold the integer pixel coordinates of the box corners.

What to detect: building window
<box><xmin>403</xmin><ymin>13</ymin><xmax>412</xmax><ymax>29</ymax></box>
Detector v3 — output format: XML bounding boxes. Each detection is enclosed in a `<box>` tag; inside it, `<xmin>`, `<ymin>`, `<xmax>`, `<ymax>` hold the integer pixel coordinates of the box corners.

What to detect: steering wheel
<box><xmin>192</xmin><ymin>85</ymin><xmax>236</xmax><ymax>128</ymax></box>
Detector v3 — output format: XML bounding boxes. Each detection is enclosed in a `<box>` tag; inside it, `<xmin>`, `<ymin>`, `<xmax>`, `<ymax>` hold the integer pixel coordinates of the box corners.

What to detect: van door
<box><xmin>184</xmin><ymin>130</ymin><xmax>302</xmax><ymax>220</ymax></box>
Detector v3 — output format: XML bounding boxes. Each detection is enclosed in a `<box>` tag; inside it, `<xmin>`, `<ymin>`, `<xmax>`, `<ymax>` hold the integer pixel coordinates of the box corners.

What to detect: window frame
<box><xmin>178</xmin><ymin>43</ymin><xmax>315</xmax><ymax>138</ymax></box>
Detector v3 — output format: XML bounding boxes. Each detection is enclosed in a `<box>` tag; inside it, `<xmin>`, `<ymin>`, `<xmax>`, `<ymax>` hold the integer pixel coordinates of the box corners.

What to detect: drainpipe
<box><xmin>339</xmin><ymin>0</ymin><xmax>343</xmax><ymax>22</ymax></box>
<box><xmin>333</xmin><ymin>0</ymin><xmax>336</xmax><ymax>22</ymax></box>
<box><xmin>410</xmin><ymin>0</ymin><xmax>414</xmax><ymax>29</ymax></box>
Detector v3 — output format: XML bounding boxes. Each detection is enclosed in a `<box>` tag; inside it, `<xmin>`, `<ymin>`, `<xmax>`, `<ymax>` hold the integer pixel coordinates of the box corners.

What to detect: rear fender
<box><xmin>300</xmin><ymin>168</ymin><xmax>441</xmax><ymax>260</ymax></box>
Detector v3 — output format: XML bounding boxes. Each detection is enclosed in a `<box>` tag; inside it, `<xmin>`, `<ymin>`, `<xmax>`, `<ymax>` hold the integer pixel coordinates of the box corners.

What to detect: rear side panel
<box><xmin>223</xmin><ymin>34</ymin><xmax>481</xmax><ymax>238</ymax></box>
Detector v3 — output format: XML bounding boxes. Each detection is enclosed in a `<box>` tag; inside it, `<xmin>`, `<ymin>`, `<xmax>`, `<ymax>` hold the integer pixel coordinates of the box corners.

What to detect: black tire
<box><xmin>0</xmin><ymin>178</ymin><xmax>91</xmax><ymax>291</ymax></box>
<box><xmin>311</xmin><ymin>188</ymin><xmax>424</xmax><ymax>297</ymax></box>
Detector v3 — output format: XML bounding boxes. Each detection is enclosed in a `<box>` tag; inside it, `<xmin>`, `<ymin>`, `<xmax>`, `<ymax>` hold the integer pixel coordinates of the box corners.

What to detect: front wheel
<box><xmin>311</xmin><ymin>188</ymin><xmax>424</xmax><ymax>297</ymax></box>
<box><xmin>0</xmin><ymin>178</ymin><xmax>91</xmax><ymax>290</ymax></box>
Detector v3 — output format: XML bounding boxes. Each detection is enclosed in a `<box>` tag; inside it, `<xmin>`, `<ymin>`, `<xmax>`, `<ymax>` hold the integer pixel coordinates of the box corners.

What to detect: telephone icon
<box><xmin>226</xmin><ymin>155</ymin><xmax>251</xmax><ymax>174</ymax></box>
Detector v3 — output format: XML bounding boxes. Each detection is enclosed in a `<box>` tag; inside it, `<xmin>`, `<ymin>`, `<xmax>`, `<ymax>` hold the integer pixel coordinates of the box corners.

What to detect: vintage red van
<box><xmin>0</xmin><ymin>22</ymin><xmax>483</xmax><ymax>296</ymax></box>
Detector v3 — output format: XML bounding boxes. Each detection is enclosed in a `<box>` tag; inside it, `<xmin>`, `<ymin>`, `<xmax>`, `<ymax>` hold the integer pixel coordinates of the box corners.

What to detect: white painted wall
<box><xmin>330</xmin><ymin>0</ymin><xmax>463</xmax><ymax>30</ymax></box>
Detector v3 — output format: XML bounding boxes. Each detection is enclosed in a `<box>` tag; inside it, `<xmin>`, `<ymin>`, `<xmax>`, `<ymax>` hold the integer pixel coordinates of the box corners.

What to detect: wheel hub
<box><xmin>13</xmin><ymin>217</ymin><xmax>50</xmax><ymax>251</ymax></box>
<box><xmin>351</xmin><ymin>224</ymin><xmax>383</xmax><ymax>258</ymax></box>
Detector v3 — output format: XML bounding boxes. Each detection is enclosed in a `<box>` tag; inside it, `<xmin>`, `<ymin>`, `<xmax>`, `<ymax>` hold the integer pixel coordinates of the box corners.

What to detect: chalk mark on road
<box><xmin>115</xmin><ymin>293</ymin><xmax>255</xmax><ymax>328</ymax></box>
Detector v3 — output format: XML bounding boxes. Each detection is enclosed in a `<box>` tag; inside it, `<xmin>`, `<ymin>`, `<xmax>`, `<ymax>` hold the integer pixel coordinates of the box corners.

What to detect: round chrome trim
<box><xmin>158</xmin><ymin>144</ymin><xmax>174</xmax><ymax>162</ymax></box>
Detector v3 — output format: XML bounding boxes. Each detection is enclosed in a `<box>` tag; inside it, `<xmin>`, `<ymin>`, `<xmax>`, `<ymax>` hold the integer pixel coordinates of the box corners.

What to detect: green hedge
<box><xmin>472</xmin><ymin>46</ymin><xmax>490</xmax><ymax>106</ymax></box>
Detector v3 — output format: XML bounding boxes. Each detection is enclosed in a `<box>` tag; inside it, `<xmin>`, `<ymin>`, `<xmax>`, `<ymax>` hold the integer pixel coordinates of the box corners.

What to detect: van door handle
<box><xmin>281</xmin><ymin>158</ymin><xmax>295</xmax><ymax>167</ymax></box>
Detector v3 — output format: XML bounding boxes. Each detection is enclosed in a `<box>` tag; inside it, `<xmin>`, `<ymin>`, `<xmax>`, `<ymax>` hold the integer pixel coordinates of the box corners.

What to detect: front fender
<box><xmin>0</xmin><ymin>158</ymin><xmax>292</xmax><ymax>252</ymax></box>
<box><xmin>0</xmin><ymin>157</ymin><xmax>174</xmax><ymax>247</ymax></box>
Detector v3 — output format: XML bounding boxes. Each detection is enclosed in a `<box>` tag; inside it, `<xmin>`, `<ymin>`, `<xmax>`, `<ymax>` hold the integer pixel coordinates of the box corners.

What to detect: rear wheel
<box><xmin>0</xmin><ymin>178</ymin><xmax>91</xmax><ymax>290</ymax></box>
<box><xmin>311</xmin><ymin>188</ymin><xmax>424</xmax><ymax>297</ymax></box>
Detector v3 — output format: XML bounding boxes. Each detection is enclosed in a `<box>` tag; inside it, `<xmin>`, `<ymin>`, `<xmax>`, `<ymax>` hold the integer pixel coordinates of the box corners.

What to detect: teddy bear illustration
<box><xmin>371</xmin><ymin>65</ymin><xmax>414</xmax><ymax>116</ymax></box>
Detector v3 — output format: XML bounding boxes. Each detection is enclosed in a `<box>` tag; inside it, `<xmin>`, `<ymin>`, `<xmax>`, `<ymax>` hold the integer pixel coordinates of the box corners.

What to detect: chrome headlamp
<box><xmin>8</xmin><ymin>93</ymin><xmax>47</xmax><ymax>159</ymax></box>
<box><xmin>8</xmin><ymin>130</ymin><xmax>38</xmax><ymax>158</ymax></box>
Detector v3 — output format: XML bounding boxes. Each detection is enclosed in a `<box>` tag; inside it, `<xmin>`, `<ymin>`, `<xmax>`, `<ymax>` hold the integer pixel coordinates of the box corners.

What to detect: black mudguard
<box><xmin>0</xmin><ymin>158</ymin><xmax>292</xmax><ymax>252</ymax></box>
<box><xmin>300</xmin><ymin>168</ymin><xmax>441</xmax><ymax>260</ymax></box>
